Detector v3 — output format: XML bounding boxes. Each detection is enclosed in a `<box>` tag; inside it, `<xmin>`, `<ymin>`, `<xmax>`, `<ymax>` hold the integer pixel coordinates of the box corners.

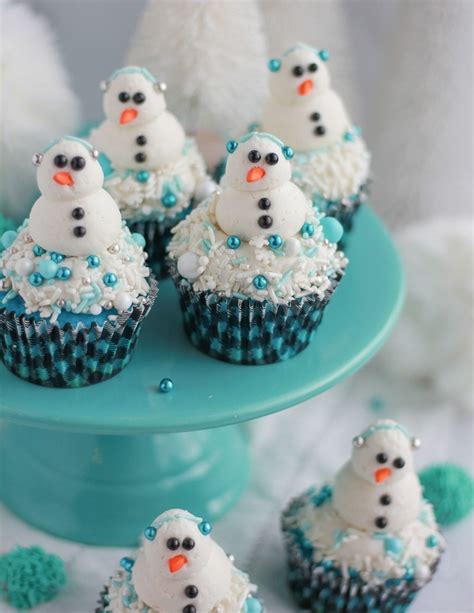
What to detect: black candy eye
<box><xmin>308</xmin><ymin>63</ymin><xmax>318</xmax><ymax>72</ymax></box>
<box><xmin>182</xmin><ymin>537</ymin><xmax>195</xmax><ymax>551</ymax></box>
<box><xmin>376</xmin><ymin>453</ymin><xmax>388</xmax><ymax>464</ymax></box>
<box><xmin>118</xmin><ymin>92</ymin><xmax>130</xmax><ymax>103</ymax></box>
<box><xmin>248</xmin><ymin>150</ymin><xmax>261</xmax><ymax>163</ymax></box>
<box><xmin>265</xmin><ymin>152</ymin><xmax>279</xmax><ymax>165</ymax></box>
<box><xmin>292</xmin><ymin>65</ymin><xmax>304</xmax><ymax>77</ymax></box>
<box><xmin>54</xmin><ymin>154</ymin><xmax>68</xmax><ymax>168</ymax></box>
<box><xmin>393</xmin><ymin>457</ymin><xmax>405</xmax><ymax>469</ymax></box>
<box><xmin>70</xmin><ymin>156</ymin><xmax>86</xmax><ymax>171</ymax></box>
<box><xmin>133</xmin><ymin>92</ymin><xmax>146</xmax><ymax>104</ymax></box>
<box><xmin>167</xmin><ymin>537</ymin><xmax>180</xmax><ymax>550</ymax></box>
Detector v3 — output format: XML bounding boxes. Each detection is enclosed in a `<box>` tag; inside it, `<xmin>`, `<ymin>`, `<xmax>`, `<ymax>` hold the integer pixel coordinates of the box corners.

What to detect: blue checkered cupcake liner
<box><xmin>0</xmin><ymin>279</ymin><xmax>157</xmax><ymax>388</ymax></box>
<box><xmin>170</xmin><ymin>265</ymin><xmax>342</xmax><ymax>365</ymax></box>
<box><xmin>282</xmin><ymin>499</ymin><xmax>440</xmax><ymax>612</ymax></box>
<box><xmin>128</xmin><ymin>204</ymin><xmax>194</xmax><ymax>279</ymax></box>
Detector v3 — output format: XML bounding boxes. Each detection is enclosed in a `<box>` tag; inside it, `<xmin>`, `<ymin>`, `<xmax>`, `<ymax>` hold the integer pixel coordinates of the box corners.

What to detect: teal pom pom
<box><xmin>0</xmin><ymin>546</ymin><xmax>67</xmax><ymax>609</ymax></box>
<box><xmin>419</xmin><ymin>463</ymin><xmax>474</xmax><ymax>526</ymax></box>
<box><xmin>320</xmin><ymin>217</ymin><xmax>344</xmax><ymax>243</ymax></box>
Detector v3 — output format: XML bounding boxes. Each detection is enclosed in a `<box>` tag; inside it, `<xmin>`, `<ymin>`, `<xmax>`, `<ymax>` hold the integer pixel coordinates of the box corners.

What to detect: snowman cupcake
<box><xmin>260</xmin><ymin>43</ymin><xmax>370</xmax><ymax>233</ymax></box>
<box><xmin>96</xmin><ymin>509</ymin><xmax>263</xmax><ymax>613</ymax></box>
<box><xmin>0</xmin><ymin>136</ymin><xmax>157</xmax><ymax>388</ymax></box>
<box><xmin>90</xmin><ymin>66</ymin><xmax>215</xmax><ymax>277</ymax></box>
<box><xmin>168</xmin><ymin>131</ymin><xmax>347</xmax><ymax>365</ymax></box>
<box><xmin>282</xmin><ymin>419</ymin><xmax>444</xmax><ymax>612</ymax></box>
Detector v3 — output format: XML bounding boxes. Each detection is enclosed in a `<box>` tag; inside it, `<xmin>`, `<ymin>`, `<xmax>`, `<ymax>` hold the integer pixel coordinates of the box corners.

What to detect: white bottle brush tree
<box><xmin>127</xmin><ymin>0</ymin><xmax>268</xmax><ymax>139</ymax></box>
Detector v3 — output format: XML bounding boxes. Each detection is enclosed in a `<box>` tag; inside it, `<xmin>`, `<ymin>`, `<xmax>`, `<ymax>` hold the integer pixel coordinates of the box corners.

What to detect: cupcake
<box><xmin>260</xmin><ymin>43</ymin><xmax>371</xmax><ymax>233</ymax></box>
<box><xmin>168</xmin><ymin>131</ymin><xmax>347</xmax><ymax>365</ymax></box>
<box><xmin>90</xmin><ymin>66</ymin><xmax>216</xmax><ymax>277</ymax></box>
<box><xmin>96</xmin><ymin>508</ymin><xmax>263</xmax><ymax>613</ymax></box>
<box><xmin>0</xmin><ymin>136</ymin><xmax>156</xmax><ymax>388</ymax></box>
<box><xmin>282</xmin><ymin>419</ymin><xmax>444</xmax><ymax>612</ymax></box>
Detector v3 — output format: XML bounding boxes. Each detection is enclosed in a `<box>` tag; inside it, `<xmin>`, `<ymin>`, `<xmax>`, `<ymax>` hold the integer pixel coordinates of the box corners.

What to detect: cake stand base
<box><xmin>0</xmin><ymin>423</ymin><xmax>249</xmax><ymax>546</ymax></box>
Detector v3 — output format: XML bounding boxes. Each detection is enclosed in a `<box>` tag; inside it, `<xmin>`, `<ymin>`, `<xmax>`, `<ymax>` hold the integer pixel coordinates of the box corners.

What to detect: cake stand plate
<box><xmin>0</xmin><ymin>206</ymin><xmax>404</xmax><ymax>545</ymax></box>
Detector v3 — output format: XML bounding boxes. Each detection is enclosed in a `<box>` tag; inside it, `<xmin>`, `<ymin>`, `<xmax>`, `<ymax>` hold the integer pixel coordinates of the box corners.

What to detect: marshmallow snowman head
<box><xmin>351</xmin><ymin>420</ymin><xmax>420</xmax><ymax>486</ymax></box>
<box><xmin>268</xmin><ymin>43</ymin><xmax>331</xmax><ymax>105</ymax></box>
<box><xmin>34</xmin><ymin>137</ymin><xmax>102</xmax><ymax>201</ymax></box>
<box><xmin>222</xmin><ymin>132</ymin><xmax>294</xmax><ymax>192</ymax></box>
<box><xmin>141</xmin><ymin>509</ymin><xmax>213</xmax><ymax>581</ymax></box>
<box><xmin>101</xmin><ymin>67</ymin><xmax>167</xmax><ymax>128</ymax></box>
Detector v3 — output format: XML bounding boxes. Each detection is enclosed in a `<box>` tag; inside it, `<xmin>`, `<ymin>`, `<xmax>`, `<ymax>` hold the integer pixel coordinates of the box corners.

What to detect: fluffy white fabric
<box><xmin>380</xmin><ymin>217</ymin><xmax>473</xmax><ymax>411</ymax></box>
<box><xmin>127</xmin><ymin>0</ymin><xmax>267</xmax><ymax>138</ymax></box>
<box><xmin>0</xmin><ymin>0</ymin><xmax>80</xmax><ymax>221</ymax></box>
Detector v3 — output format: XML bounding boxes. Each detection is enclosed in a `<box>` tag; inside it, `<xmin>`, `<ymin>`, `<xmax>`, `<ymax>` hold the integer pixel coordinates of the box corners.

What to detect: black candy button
<box><xmin>258</xmin><ymin>215</ymin><xmax>273</xmax><ymax>229</ymax></box>
<box><xmin>314</xmin><ymin>126</ymin><xmax>326</xmax><ymax>136</ymax></box>
<box><xmin>258</xmin><ymin>198</ymin><xmax>271</xmax><ymax>210</ymax></box>
<box><xmin>72</xmin><ymin>207</ymin><xmax>85</xmax><ymax>220</ymax></box>
<box><xmin>184</xmin><ymin>585</ymin><xmax>199</xmax><ymax>598</ymax></box>
<box><xmin>310</xmin><ymin>112</ymin><xmax>321</xmax><ymax>121</ymax></box>
<box><xmin>135</xmin><ymin>152</ymin><xmax>147</xmax><ymax>163</ymax></box>
<box><xmin>73</xmin><ymin>226</ymin><xmax>86</xmax><ymax>238</ymax></box>
<box><xmin>183</xmin><ymin>606</ymin><xmax>196</xmax><ymax>613</ymax></box>
<box><xmin>136</xmin><ymin>135</ymin><xmax>147</xmax><ymax>146</ymax></box>
<box><xmin>375</xmin><ymin>516</ymin><xmax>388</xmax><ymax>529</ymax></box>
<box><xmin>380</xmin><ymin>494</ymin><xmax>391</xmax><ymax>506</ymax></box>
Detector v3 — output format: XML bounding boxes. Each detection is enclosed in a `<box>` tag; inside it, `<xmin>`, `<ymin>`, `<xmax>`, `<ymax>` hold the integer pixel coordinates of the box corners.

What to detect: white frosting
<box><xmin>217</xmin><ymin>133</ymin><xmax>307</xmax><ymax>241</ymax></box>
<box><xmin>104</xmin><ymin>139</ymin><xmax>208</xmax><ymax>221</ymax></box>
<box><xmin>168</xmin><ymin>196</ymin><xmax>347</xmax><ymax>304</ymax></box>
<box><xmin>104</xmin><ymin>509</ymin><xmax>255</xmax><ymax>613</ymax></box>
<box><xmin>0</xmin><ymin>220</ymin><xmax>150</xmax><ymax>323</ymax></box>
<box><xmin>291</xmin><ymin>136</ymin><xmax>370</xmax><ymax>201</ymax></box>
<box><xmin>284</xmin><ymin>419</ymin><xmax>444</xmax><ymax>588</ymax></box>
<box><xmin>90</xmin><ymin>67</ymin><xmax>186</xmax><ymax>171</ymax></box>
<box><xmin>29</xmin><ymin>138</ymin><xmax>122</xmax><ymax>256</ymax></box>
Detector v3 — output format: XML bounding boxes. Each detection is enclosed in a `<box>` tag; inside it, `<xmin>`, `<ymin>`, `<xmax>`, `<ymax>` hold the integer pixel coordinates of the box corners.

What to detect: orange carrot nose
<box><xmin>120</xmin><ymin>108</ymin><xmax>138</xmax><ymax>124</ymax></box>
<box><xmin>168</xmin><ymin>554</ymin><xmax>188</xmax><ymax>574</ymax></box>
<box><xmin>246</xmin><ymin>166</ymin><xmax>266</xmax><ymax>183</ymax></box>
<box><xmin>298</xmin><ymin>79</ymin><xmax>314</xmax><ymax>96</ymax></box>
<box><xmin>53</xmin><ymin>172</ymin><xmax>74</xmax><ymax>186</ymax></box>
<box><xmin>375</xmin><ymin>467</ymin><xmax>392</xmax><ymax>483</ymax></box>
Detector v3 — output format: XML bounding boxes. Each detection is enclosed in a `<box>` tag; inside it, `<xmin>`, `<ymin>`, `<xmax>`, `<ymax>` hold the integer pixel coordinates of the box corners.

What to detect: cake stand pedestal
<box><xmin>0</xmin><ymin>207</ymin><xmax>404</xmax><ymax>546</ymax></box>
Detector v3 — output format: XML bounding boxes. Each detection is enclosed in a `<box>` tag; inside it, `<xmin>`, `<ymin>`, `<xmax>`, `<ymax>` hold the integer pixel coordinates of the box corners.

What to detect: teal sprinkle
<box><xmin>305</xmin><ymin>247</ymin><xmax>318</xmax><ymax>257</ymax></box>
<box><xmin>0</xmin><ymin>545</ymin><xmax>67</xmax><ymax>609</ymax></box>
<box><xmin>232</xmin><ymin>257</ymin><xmax>247</xmax><ymax>265</ymax></box>
<box><xmin>419</xmin><ymin>463</ymin><xmax>474</xmax><ymax>526</ymax></box>
<box><xmin>277</xmin><ymin>269</ymin><xmax>293</xmax><ymax>287</ymax></box>
<box><xmin>201</xmin><ymin>239</ymin><xmax>212</xmax><ymax>252</ymax></box>
<box><xmin>1</xmin><ymin>229</ymin><xmax>18</xmax><ymax>250</ymax></box>
<box><xmin>2</xmin><ymin>290</ymin><xmax>18</xmax><ymax>303</ymax></box>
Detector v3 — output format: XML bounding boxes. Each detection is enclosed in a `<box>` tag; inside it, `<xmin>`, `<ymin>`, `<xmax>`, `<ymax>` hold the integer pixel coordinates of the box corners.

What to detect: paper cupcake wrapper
<box><xmin>0</xmin><ymin>280</ymin><xmax>157</xmax><ymax>388</ymax></box>
<box><xmin>128</xmin><ymin>204</ymin><xmax>194</xmax><ymax>278</ymax></box>
<box><xmin>95</xmin><ymin>585</ymin><xmax>264</xmax><ymax>613</ymax></box>
<box><xmin>282</xmin><ymin>512</ymin><xmax>441</xmax><ymax>612</ymax></box>
<box><xmin>170</xmin><ymin>265</ymin><xmax>342</xmax><ymax>365</ymax></box>
<box><xmin>312</xmin><ymin>181</ymin><xmax>371</xmax><ymax>239</ymax></box>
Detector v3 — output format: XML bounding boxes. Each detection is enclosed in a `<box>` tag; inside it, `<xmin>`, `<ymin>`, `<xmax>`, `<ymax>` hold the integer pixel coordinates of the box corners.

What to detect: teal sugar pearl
<box><xmin>87</xmin><ymin>255</ymin><xmax>101</xmax><ymax>268</ymax></box>
<box><xmin>198</xmin><ymin>521</ymin><xmax>212</xmax><ymax>535</ymax></box>
<box><xmin>343</xmin><ymin>131</ymin><xmax>355</xmax><ymax>142</ymax></box>
<box><xmin>300</xmin><ymin>222</ymin><xmax>315</xmax><ymax>238</ymax></box>
<box><xmin>143</xmin><ymin>526</ymin><xmax>157</xmax><ymax>541</ymax></box>
<box><xmin>56</xmin><ymin>267</ymin><xmax>72</xmax><ymax>281</ymax></box>
<box><xmin>268</xmin><ymin>234</ymin><xmax>283</xmax><ymax>249</ymax></box>
<box><xmin>132</xmin><ymin>233</ymin><xmax>146</xmax><ymax>248</ymax></box>
<box><xmin>159</xmin><ymin>378</ymin><xmax>173</xmax><ymax>393</ymax></box>
<box><xmin>103</xmin><ymin>273</ymin><xmax>118</xmax><ymax>287</ymax></box>
<box><xmin>136</xmin><ymin>170</ymin><xmax>150</xmax><ymax>183</ymax></box>
<box><xmin>226</xmin><ymin>235</ymin><xmax>241</xmax><ymax>250</ymax></box>
<box><xmin>120</xmin><ymin>557</ymin><xmax>134</xmax><ymax>572</ymax></box>
<box><xmin>1</xmin><ymin>230</ymin><xmax>18</xmax><ymax>249</ymax></box>
<box><xmin>426</xmin><ymin>535</ymin><xmax>438</xmax><ymax>548</ymax></box>
<box><xmin>28</xmin><ymin>272</ymin><xmax>44</xmax><ymax>286</ymax></box>
<box><xmin>33</xmin><ymin>245</ymin><xmax>46</xmax><ymax>256</ymax></box>
<box><xmin>226</xmin><ymin>140</ymin><xmax>238</xmax><ymax>154</ymax></box>
<box><xmin>268</xmin><ymin>58</ymin><xmax>281</xmax><ymax>72</ymax></box>
<box><xmin>37</xmin><ymin>260</ymin><xmax>58</xmax><ymax>280</ymax></box>
<box><xmin>253</xmin><ymin>275</ymin><xmax>268</xmax><ymax>290</ymax></box>
<box><xmin>321</xmin><ymin>217</ymin><xmax>344</xmax><ymax>244</ymax></box>
<box><xmin>161</xmin><ymin>193</ymin><xmax>177</xmax><ymax>208</ymax></box>
<box><xmin>50</xmin><ymin>252</ymin><xmax>64</xmax><ymax>263</ymax></box>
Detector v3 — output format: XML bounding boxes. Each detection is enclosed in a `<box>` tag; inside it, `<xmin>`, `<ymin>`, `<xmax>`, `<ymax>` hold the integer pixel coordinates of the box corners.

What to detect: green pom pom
<box><xmin>419</xmin><ymin>463</ymin><xmax>474</xmax><ymax>527</ymax></box>
<box><xmin>0</xmin><ymin>546</ymin><xmax>67</xmax><ymax>609</ymax></box>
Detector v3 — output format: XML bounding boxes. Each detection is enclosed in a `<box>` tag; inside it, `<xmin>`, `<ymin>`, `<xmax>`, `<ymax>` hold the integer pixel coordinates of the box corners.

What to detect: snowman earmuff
<box><xmin>352</xmin><ymin>423</ymin><xmax>422</xmax><ymax>450</ymax></box>
<box><xmin>143</xmin><ymin>512</ymin><xmax>213</xmax><ymax>542</ymax></box>
<box><xmin>32</xmin><ymin>136</ymin><xmax>99</xmax><ymax>167</ymax></box>
<box><xmin>100</xmin><ymin>66</ymin><xmax>166</xmax><ymax>94</ymax></box>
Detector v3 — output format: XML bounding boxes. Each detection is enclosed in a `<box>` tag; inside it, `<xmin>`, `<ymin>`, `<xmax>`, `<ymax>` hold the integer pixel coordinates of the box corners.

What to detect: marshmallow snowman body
<box><xmin>261</xmin><ymin>45</ymin><xmax>351</xmax><ymax>152</ymax></box>
<box><xmin>333</xmin><ymin>420</ymin><xmax>422</xmax><ymax>533</ymax></box>
<box><xmin>90</xmin><ymin>67</ymin><xmax>186</xmax><ymax>171</ymax></box>
<box><xmin>132</xmin><ymin>510</ymin><xmax>234</xmax><ymax>612</ymax></box>
<box><xmin>29</xmin><ymin>138</ymin><xmax>121</xmax><ymax>256</ymax></box>
<box><xmin>216</xmin><ymin>132</ymin><xmax>310</xmax><ymax>241</ymax></box>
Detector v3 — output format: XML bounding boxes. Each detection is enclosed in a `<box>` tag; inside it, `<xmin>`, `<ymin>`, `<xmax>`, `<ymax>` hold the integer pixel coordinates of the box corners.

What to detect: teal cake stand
<box><xmin>0</xmin><ymin>207</ymin><xmax>404</xmax><ymax>546</ymax></box>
